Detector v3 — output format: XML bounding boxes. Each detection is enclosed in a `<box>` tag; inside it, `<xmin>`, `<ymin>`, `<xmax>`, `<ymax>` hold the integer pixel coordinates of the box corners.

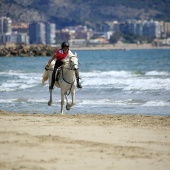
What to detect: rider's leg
<box><xmin>49</xmin><ymin>68</ymin><xmax>56</xmax><ymax>90</ymax></box>
<box><xmin>49</xmin><ymin>60</ymin><xmax>63</xmax><ymax>90</ymax></box>
<box><xmin>75</xmin><ymin>69</ymin><xmax>82</xmax><ymax>88</ymax></box>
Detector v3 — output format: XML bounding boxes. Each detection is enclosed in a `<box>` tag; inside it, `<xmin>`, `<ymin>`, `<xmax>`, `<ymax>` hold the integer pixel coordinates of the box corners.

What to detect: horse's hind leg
<box><xmin>48</xmin><ymin>90</ymin><xmax>53</xmax><ymax>106</ymax></box>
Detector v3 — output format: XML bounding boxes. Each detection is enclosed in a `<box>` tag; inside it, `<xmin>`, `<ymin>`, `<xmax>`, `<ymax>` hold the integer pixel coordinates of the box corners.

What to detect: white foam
<box><xmin>1</xmin><ymin>70</ymin><xmax>170</xmax><ymax>92</ymax></box>
<box><xmin>79</xmin><ymin>99</ymin><xmax>112</xmax><ymax>105</ymax></box>
<box><xmin>0</xmin><ymin>98</ymin><xmax>48</xmax><ymax>104</ymax></box>
<box><xmin>0</xmin><ymin>71</ymin><xmax>42</xmax><ymax>91</ymax></box>
<box><xmin>123</xmin><ymin>78</ymin><xmax>170</xmax><ymax>91</ymax></box>
<box><xmin>83</xmin><ymin>75</ymin><xmax>170</xmax><ymax>90</ymax></box>
<box><xmin>146</xmin><ymin>71</ymin><xmax>170</xmax><ymax>76</ymax></box>
<box><xmin>143</xmin><ymin>100</ymin><xmax>170</xmax><ymax>107</ymax></box>
<box><xmin>81</xmin><ymin>70</ymin><xmax>132</xmax><ymax>78</ymax></box>
<box><xmin>78</xmin><ymin>99</ymin><xmax>144</xmax><ymax>106</ymax></box>
<box><xmin>27</xmin><ymin>99</ymin><xmax>48</xmax><ymax>103</ymax></box>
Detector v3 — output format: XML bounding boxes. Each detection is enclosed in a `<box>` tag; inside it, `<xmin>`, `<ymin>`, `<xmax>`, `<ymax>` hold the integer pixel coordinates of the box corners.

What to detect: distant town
<box><xmin>0</xmin><ymin>16</ymin><xmax>170</xmax><ymax>48</ymax></box>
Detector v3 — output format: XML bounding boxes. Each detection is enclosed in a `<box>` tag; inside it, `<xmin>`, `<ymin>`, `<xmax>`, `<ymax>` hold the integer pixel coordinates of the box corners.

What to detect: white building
<box><xmin>0</xmin><ymin>16</ymin><xmax>12</xmax><ymax>34</ymax></box>
<box><xmin>143</xmin><ymin>20</ymin><xmax>161</xmax><ymax>38</ymax></box>
<box><xmin>46</xmin><ymin>23</ymin><xmax>56</xmax><ymax>45</ymax></box>
<box><xmin>0</xmin><ymin>32</ymin><xmax>29</xmax><ymax>44</ymax></box>
<box><xmin>29</xmin><ymin>22</ymin><xmax>56</xmax><ymax>44</ymax></box>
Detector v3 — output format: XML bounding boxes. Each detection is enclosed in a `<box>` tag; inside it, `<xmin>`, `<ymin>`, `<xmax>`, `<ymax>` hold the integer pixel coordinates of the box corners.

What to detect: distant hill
<box><xmin>1</xmin><ymin>0</ymin><xmax>170</xmax><ymax>29</ymax></box>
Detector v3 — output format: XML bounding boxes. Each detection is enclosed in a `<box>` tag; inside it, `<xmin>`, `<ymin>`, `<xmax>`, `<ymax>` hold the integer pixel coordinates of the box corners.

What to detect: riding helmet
<box><xmin>61</xmin><ymin>41</ymin><xmax>69</xmax><ymax>48</ymax></box>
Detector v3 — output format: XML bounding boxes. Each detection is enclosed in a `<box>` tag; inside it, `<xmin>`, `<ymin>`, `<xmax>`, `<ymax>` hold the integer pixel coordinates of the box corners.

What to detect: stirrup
<box><xmin>49</xmin><ymin>86</ymin><xmax>54</xmax><ymax>90</ymax></box>
<box><xmin>77</xmin><ymin>83</ymin><xmax>82</xmax><ymax>88</ymax></box>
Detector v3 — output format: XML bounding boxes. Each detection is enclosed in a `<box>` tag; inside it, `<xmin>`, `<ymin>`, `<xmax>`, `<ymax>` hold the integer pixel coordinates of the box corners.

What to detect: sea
<box><xmin>0</xmin><ymin>49</ymin><xmax>170</xmax><ymax>116</ymax></box>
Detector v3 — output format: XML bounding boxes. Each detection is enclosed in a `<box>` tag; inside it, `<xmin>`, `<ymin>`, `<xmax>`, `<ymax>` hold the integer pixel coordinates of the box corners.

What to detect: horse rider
<box><xmin>46</xmin><ymin>41</ymin><xmax>82</xmax><ymax>90</ymax></box>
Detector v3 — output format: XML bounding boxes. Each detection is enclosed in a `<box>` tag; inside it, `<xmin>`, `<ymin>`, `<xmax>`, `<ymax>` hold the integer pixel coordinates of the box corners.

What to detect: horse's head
<box><xmin>69</xmin><ymin>53</ymin><xmax>79</xmax><ymax>71</ymax></box>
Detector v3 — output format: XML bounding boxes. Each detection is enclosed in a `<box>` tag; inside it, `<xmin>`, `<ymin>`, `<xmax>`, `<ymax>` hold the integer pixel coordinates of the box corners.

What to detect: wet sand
<box><xmin>0</xmin><ymin>110</ymin><xmax>170</xmax><ymax>170</ymax></box>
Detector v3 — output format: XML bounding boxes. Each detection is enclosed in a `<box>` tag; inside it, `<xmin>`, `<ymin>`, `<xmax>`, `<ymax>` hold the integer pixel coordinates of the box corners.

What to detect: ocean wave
<box><xmin>0</xmin><ymin>70</ymin><xmax>170</xmax><ymax>92</ymax></box>
<box><xmin>77</xmin><ymin>99</ymin><xmax>170</xmax><ymax>107</ymax></box>
<box><xmin>0</xmin><ymin>70</ymin><xmax>43</xmax><ymax>91</ymax></box>
<box><xmin>143</xmin><ymin>100</ymin><xmax>170</xmax><ymax>107</ymax></box>
<box><xmin>81</xmin><ymin>70</ymin><xmax>132</xmax><ymax>78</ymax></box>
<box><xmin>7</xmin><ymin>98</ymin><xmax>167</xmax><ymax>107</ymax></box>
<box><xmin>0</xmin><ymin>98</ymin><xmax>48</xmax><ymax>103</ymax></box>
<box><xmin>145</xmin><ymin>71</ymin><xmax>170</xmax><ymax>76</ymax></box>
<box><xmin>83</xmin><ymin>76</ymin><xmax>170</xmax><ymax>90</ymax></box>
<box><xmin>82</xmin><ymin>70</ymin><xmax>170</xmax><ymax>77</ymax></box>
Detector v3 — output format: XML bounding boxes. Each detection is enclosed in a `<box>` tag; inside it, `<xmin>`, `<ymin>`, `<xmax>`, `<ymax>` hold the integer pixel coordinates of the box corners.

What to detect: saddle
<box><xmin>55</xmin><ymin>68</ymin><xmax>61</xmax><ymax>83</ymax></box>
<box><xmin>55</xmin><ymin>62</ymin><xmax>68</xmax><ymax>83</ymax></box>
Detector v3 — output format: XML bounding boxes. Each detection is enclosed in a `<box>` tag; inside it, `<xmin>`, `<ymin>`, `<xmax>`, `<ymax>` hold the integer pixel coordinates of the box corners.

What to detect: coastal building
<box><xmin>0</xmin><ymin>32</ymin><xmax>29</xmax><ymax>44</ymax></box>
<box><xmin>136</xmin><ymin>21</ymin><xmax>143</xmax><ymax>36</ymax></box>
<box><xmin>28</xmin><ymin>22</ymin><xmax>37</xmax><ymax>44</ymax></box>
<box><xmin>45</xmin><ymin>23</ymin><xmax>56</xmax><ymax>45</ymax></box>
<box><xmin>143</xmin><ymin>21</ymin><xmax>161</xmax><ymax>38</ymax></box>
<box><xmin>56</xmin><ymin>29</ymin><xmax>70</xmax><ymax>44</ymax></box>
<box><xmin>161</xmin><ymin>21</ymin><xmax>170</xmax><ymax>38</ymax></box>
<box><xmin>0</xmin><ymin>17</ymin><xmax>29</xmax><ymax>44</ymax></box>
<box><xmin>0</xmin><ymin>16</ymin><xmax>12</xmax><ymax>34</ymax></box>
<box><xmin>37</xmin><ymin>22</ymin><xmax>46</xmax><ymax>44</ymax></box>
<box><xmin>29</xmin><ymin>22</ymin><xmax>56</xmax><ymax>44</ymax></box>
<box><xmin>119</xmin><ymin>20</ymin><xmax>162</xmax><ymax>39</ymax></box>
<box><xmin>112</xmin><ymin>21</ymin><xmax>120</xmax><ymax>32</ymax></box>
<box><xmin>29</xmin><ymin>22</ymin><xmax>46</xmax><ymax>44</ymax></box>
<box><xmin>65</xmin><ymin>25</ymin><xmax>93</xmax><ymax>40</ymax></box>
<box><xmin>69</xmin><ymin>39</ymin><xmax>87</xmax><ymax>47</ymax></box>
<box><xmin>12</xmin><ymin>23</ymin><xmax>29</xmax><ymax>33</ymax></box>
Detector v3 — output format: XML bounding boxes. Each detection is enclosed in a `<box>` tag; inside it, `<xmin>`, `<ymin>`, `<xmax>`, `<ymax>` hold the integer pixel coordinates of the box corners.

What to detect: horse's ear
<box><xmin>74</xmin><ymin>52</ymin><xmax>77</xmax><ymax>57</ymax></box>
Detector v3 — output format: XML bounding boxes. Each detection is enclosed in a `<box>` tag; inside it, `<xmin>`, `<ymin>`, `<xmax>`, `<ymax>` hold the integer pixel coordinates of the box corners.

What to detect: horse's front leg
<box><xmin>71</xmin><ymin>90</ymin><xmax>76</xmax><ymax>106</ymax></box>
<box><xmin>66</xmin><ymin>90</ymin><xmax>75</xmax><ymax>110</ymax></box>
<box><xmin>48</xmin><ymin>71</ymin><xmax>53</xmax><ymax>106</ymax></box>
<box><xmin>48</xmin><ymin>89</ymin><xmax>52</xmax><ymax>106</ymax></box>
<box><xmin>60</xmin><ymin>91</ymin><xmax>65</xmax><ymax>114</ymax></box>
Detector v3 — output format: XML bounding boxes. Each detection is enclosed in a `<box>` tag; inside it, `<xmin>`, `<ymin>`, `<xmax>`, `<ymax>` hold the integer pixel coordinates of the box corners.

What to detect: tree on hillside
<box><xmin>109</xmin><ymin>32</ymin><xmax>122</xmax><ymax>44</ymax></box>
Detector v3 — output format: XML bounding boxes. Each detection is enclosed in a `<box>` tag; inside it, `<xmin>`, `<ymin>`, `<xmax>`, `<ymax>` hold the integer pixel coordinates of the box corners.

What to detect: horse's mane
<box><xmin>62</xmin><ymin>55</ymin><xmax>78</xmax><ymax>68</ymax></box>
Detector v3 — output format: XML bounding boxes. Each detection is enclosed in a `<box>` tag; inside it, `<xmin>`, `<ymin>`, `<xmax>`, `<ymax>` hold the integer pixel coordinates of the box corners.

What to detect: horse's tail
<box><xmin>42</xmin><ymin>61</ymin><xmax>55</xmax><ymax>86</ymax></box>
<box><xmin>42</xmin><ymin>68</ymin><xmax>48</xmax><ymax>85</ymax></box>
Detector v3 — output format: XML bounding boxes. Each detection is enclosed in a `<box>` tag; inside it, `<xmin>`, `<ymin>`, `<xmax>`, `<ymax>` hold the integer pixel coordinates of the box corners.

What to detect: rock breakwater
<box><xmin>0</xmin><ymin>45</ymin><xmax>57</xmax><ymax>57</ymax></box>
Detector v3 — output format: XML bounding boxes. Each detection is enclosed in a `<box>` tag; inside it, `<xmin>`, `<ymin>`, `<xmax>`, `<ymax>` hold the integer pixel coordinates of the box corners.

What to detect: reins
<box><xmin>61</xmin><ymin>60</ymin><xmax>77</xmax><ymax>95</ymax></box>
<box><xmin>45</xmin><ymin>58</ymin><xmax>78</xmax><ymax>96</ymax></box>
<box><xmin>61</xmin><ymin>67</ymin><xmax>75</xmax><ymax>95</ymax></box>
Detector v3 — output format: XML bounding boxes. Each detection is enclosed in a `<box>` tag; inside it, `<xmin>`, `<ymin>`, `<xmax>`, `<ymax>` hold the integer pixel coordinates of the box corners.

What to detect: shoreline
<box><xmin>0</xmin><ymin>44</ymin><xmax>170</xmax><ymax>57</ymax></box>
<box><xmin>0</xmin><ymin>110</ymin><xmax>170</xmax><ymax>170</ymax></box>
<box><xmin>71</xmin><ymin>44</ymin><xmax>170</xmax><ymax>51</ymax></box>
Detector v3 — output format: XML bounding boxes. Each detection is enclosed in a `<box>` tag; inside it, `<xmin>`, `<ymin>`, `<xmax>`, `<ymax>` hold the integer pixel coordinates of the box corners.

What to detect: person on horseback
<box><xmin>46</xmin><ymin>41</ymin><xmax>82</xmax><ymax>90</ymax></box>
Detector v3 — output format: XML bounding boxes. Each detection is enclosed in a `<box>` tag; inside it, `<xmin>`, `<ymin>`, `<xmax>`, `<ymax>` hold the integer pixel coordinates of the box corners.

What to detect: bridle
<box><xmin>64</xmin><ymin>56</ymin><xmax>79</xmax><ymax>70</ymax></box>
<box><xmin>45</xmin><ymin>56</ymin><xmax>79</xmax><ymax>71</ymax></box>
<box><xmin>45</xmin><ymin>57</ymin><xmax>79</xmax><ymax>95</ymax></box>
<box><xmin>61</xmin><ymin>57</ymin><xmax>79</xmax><ymax>95</ymax></box>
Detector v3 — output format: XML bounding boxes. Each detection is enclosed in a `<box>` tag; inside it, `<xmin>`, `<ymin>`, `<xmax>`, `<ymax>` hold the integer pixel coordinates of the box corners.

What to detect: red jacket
<box><xmin>55</xmin><ymin>49</ymin><xmax>68</xmax><ymax>61</ymax></box>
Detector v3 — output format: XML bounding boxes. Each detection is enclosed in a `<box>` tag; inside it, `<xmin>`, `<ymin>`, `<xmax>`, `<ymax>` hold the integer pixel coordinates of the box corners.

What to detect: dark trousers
<box><xmin>50</xmin><ymin>60</ymin><xmax>63</xmax><ymax>88</ymax></box>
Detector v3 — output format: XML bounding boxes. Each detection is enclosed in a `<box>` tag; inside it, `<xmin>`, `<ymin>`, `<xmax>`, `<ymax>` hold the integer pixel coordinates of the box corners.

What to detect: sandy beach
<box><xmin>0</xmin><ymin>110</ymin><xmax>170</xmax><ymax>170</ymax></box>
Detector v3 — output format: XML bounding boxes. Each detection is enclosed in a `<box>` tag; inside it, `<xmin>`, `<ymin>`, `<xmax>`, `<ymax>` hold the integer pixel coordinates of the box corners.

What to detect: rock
<box><xmin>0</xmin><ymin>45</ymin><xmax>56</xmax><ymax>57</ymax></box>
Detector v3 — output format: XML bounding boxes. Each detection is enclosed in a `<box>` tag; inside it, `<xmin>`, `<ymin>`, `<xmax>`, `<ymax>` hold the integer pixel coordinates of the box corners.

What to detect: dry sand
<box><xmin>0</xmin><ymin>110</ymin><xmax>170</xmax><ymax>170</ymax></box>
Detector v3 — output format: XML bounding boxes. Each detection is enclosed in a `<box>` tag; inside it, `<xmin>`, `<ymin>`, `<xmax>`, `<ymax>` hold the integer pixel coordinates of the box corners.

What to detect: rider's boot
<box><xmin>75</xmin><ymin>70</ymin><xmax>82</xmax><ymax>88</ymax></box>
<box><xmin>49</xmin><ymin>69</ymin><xmax>56</xmax><ymax>90</ymax></box>
<box><xmin>77</xmin><ymin>77</ymin><xmax>82</xmax><ymax>88</ymax></box>
<box><xmin>49</xmin><ymin>82</ymin><xmax>54</xmax><ymax>90</ymax></box>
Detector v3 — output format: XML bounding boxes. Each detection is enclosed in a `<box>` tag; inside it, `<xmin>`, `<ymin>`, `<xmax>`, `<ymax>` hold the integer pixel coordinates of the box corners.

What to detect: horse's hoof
<box><xmin>66</xmin><ymin>105</ymin><xmax>70</xmax><ymax>110</ymax></box>
<box><xmin>48</xmin><ymin>101</ymin><xmax>52</xmax><ymax>106</ymax></box>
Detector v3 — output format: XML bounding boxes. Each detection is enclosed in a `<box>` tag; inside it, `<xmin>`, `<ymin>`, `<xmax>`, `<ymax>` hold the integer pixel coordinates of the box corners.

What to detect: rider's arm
<box><xmin>47</xmin><ymin>54</ymin><xmax>56</xmax><ymax>66</ymax></box>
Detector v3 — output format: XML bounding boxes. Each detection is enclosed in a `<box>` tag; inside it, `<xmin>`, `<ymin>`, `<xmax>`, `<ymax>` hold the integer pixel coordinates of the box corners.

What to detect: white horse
<box><xmin>42</xmin><ymin>54</ymin><xmax>79</xmax><ymax>114</ymax></box>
